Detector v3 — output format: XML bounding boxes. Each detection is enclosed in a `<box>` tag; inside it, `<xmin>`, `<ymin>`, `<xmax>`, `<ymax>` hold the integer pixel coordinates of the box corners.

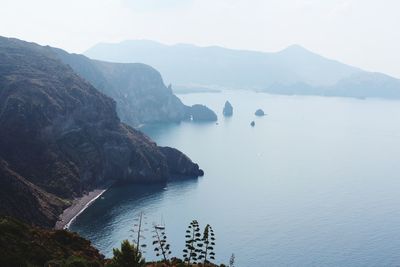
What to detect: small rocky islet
<box><xmin>255</xmin><ymin>109</ymin><xmax>265</xmax><ymax>116</ymax></box>
<box><xmin>223</xmin><ymin>100</ymin><xmax>233</xmax><ymax>116</ymax></box>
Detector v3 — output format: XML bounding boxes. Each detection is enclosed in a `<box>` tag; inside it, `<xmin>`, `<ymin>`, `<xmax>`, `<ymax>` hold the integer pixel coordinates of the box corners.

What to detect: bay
<box><xmin>71</xmin><ymin>91</ymin><xmax>400</xmax><ymax>266</ymax></box>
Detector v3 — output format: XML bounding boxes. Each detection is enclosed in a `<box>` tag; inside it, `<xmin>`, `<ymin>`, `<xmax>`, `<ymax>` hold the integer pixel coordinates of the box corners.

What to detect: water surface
<box><xmin>71</xmin><ymin>91</ymin><xmax>400</xmax><ymax>266</ymax></box>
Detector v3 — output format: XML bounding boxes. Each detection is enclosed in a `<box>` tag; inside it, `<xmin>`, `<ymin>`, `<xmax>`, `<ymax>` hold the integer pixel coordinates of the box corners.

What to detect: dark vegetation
<box><xmin>0</xmin><ymin>216</ymin><xmax>230</xmax><ymax>267</ymax></box>
<box><xmin>0</xmin><ymin>216</ymin><xmax>104</xmax><ymax>267</ymax></box>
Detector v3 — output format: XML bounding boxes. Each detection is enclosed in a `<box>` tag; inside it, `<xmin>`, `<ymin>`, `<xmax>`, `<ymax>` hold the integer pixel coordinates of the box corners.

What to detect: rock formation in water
<box><xmin>251</xmin><ymin>121</ymin><xmax>255</xmax><ymax>127</ymax></box>
<box><xmin>223</xmin><ymin>101</ymin><xmax>233</xmax><ymax>116</ymax></box>
<box><xmin>189</xmin><ymin>104</ymin><xmax>218</xmax><ymax>121</ymax></box>
<box><xmin>53</xmin><ymin>48</ymin><xmax>217</xmax><ymax>126</ymax></box>
<box><xmin>0</xmin><ymin>36</ymin><xmax>203</xmax><ymax>227</ymax></box>
<box><xmin>255</xmin><ymin>109</ymin><xmax>265</xmax><ymax>116</ymax></box>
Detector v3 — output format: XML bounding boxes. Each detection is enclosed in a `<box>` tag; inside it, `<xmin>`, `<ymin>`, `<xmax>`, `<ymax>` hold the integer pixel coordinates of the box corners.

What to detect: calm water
<box><xmin>70</xmin><ymin>91</ymin><xmax>400</xmax><ymax>266</ymax></box>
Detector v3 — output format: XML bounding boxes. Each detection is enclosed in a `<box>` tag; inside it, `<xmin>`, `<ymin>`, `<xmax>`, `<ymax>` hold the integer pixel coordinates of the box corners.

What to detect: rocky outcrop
<box><xmin>188</xmin><ymin>104</ymin><xmax>218</xmax><ymax>121</ymax></box>
<box><xmin>0</xmin><ymin>36</ymin><xmax>203</xmax><ymax>227</ymax></box>
<box><xmin>223</xmin><ymin>101</ymin><xmax>233</xmax><ymax>116</ymax></box>
<box><xmin>53</xmin><ymin>49</ymin><xmax>192</xmax><ymax>127</ymax></box>
<box><xmin>159</xmin><ymin>147</ymin><xmax>204</xmax><ymax>178</ymax></box>
<box><xmin>255</xmin><ymin>109</ymin><xmax>265</xmax><ymax>116</ymax></box>
<box><xmin>251</xmin><ymin>121</ymin><xmax>255</xmax><ymax>127</ymax></box>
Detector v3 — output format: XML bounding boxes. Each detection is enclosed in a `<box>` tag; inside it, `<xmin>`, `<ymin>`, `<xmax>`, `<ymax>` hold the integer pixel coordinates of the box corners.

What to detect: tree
<box><xmin>198</xmin><ymin>224</ymin><xmax>216</xmax><ymax>265</ymax></box>
<box><xmin>109</xmin><ymin>240</ymin><xmax>145</xmax><ymax>267</ymax></box>
<box><xmin>183</xmin><ymin>220</ymin><xmax>202</xmax><ymax>266</ymax></box>
<box><xmin>152</xmin><ymin>226</ymin><xmax>172</xmax><ymax>265</ymax></box>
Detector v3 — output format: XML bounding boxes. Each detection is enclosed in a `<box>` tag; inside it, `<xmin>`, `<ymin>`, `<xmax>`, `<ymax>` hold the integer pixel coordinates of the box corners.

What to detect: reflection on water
<box><xmin>71</xmin><ymin>91</ymin><xmax>400</xmax><ymax>266</ymax></box>
<box><xmin>71</xmin><ymin>179</ymin><xmax>199</xmax><ymax>256</ymax></box>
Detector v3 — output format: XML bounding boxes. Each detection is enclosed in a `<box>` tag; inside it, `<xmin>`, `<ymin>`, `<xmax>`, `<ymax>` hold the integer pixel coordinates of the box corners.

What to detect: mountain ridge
<box><xmin>85</xmin><ymin>40</ymin><xmax>400</xmax><ymax>99</ymax></box>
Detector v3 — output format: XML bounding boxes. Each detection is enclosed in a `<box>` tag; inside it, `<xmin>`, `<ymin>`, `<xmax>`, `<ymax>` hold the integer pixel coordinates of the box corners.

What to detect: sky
<box><xmin>1</xmin><ymin>0</ymin><xmax>399</xmax><ymax>78</ymax></box>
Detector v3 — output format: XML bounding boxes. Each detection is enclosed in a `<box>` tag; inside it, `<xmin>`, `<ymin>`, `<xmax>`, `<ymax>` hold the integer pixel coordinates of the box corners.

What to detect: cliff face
<box><xmin>0</xmin><ymin>37</ymin><xmax>203</xmax><ymax>227</ymax></box>
<box><xmin>53</xmin><ymin>48</ymin><xmax>190</xmax><ymax>127</ymax></box>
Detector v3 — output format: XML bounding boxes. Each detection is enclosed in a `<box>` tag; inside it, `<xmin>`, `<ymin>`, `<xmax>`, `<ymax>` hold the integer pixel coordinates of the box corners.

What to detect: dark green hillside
<box><xmin>0</xmin><ymin>216</ymin><xmax>104</xmax><ymax>267</ymax></box>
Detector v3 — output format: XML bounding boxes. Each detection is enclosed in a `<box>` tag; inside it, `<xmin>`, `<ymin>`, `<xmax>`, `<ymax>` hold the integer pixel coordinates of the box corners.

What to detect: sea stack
<box><xmin>251</xmin><ymin>121</ymin><xmax>255</xmax><ymax>127</ymax></box>
<box><xmin>223</xmin><ymin>101</ymin><xmax>233</xmax><ymax>116</ymax></box>
<box><xmin>255</xmin><ymin>109</ymin><xmax>265</xmax><ymax>116</ymax></box>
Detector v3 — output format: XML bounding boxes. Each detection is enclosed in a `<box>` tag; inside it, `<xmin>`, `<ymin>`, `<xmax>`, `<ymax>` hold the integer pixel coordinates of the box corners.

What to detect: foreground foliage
<box><xmin>0</xmin><ymin>216</ymin><xmax>229</xmax><ymax>267</ymax></box>
<box><xmin>0</xmin><ymin>216</ymin><xmax>104</xmax><ymax>267</ymax></box>
<box><xmin>107</xmin><ymin>240</ymin><xmax>145</xmax><ymax>267</ymax></box>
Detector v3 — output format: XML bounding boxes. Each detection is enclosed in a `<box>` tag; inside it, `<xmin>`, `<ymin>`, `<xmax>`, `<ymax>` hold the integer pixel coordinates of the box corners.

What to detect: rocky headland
<box><xmin>53</xmin><ymin>48</ymin><xmax>217</xmax><ymax>127</ymax></box>
<box><xmin>0</xmin><ymin>36</ymin><xmax>204</xmax><ymax>228</ymax></box>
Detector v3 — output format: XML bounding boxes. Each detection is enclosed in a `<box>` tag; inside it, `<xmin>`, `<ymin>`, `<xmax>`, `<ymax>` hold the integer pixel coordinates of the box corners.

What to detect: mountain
<box><xmin>85</xmin><ymin>40</ymin><xmax>400</xmax><ymax>99</ymax></box>
<box><xmin>0</xmin><ymin>36</ymin><xmax>203</xmax><ymax>227</ymax></box>
<box><xmin>52</xmin><ymin>47</ymin><xmax>217</xmax><ymax>127</ymax></box>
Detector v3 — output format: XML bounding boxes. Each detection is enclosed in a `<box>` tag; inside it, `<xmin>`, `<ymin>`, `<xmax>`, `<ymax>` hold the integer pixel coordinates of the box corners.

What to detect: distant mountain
<box><xmin>85</xmin><ymin>40</ymin><xmax>400</xmax><ymax>99</ymax></box>
<box><xmin>0</xmin><ymin>36</ymin><xmax>203</xmax><ymax>227</ymax></box>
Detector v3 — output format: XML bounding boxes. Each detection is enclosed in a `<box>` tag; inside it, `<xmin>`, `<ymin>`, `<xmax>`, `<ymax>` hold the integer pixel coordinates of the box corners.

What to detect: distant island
<box><xmin>85</xmin><ymin>40</ymin><xmax>400</xmax><ymax>99</ymax></box>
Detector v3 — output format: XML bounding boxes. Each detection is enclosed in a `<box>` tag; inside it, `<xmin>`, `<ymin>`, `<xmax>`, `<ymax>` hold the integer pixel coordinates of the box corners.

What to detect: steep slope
<box><xmin>0</xmin><ymin>160</ymin><xmax>66</xmax><ymax>228</ymax></box>
<box><xmin>0</xmin><ymin>36</ymin><xmax>203</xmax><ymax>227</ymax></box>
<box><xmin>85</xmin><ymin>40</ymin><xmax>400</xmax><ymax>99</ymax></box>
<box><xmin>52</xmin><ymin>48</ymin><xmax>217</xmax><ymax>127</ymax></box>
<box><xmin>0</xmin><ymin>216</ymin><xmax>104</xmax><ymax>266</ymax></box>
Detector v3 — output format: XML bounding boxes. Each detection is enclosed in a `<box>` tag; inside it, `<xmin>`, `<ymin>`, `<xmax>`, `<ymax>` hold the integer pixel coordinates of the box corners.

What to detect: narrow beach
<box><xmin>55</xmin><ymin>188</ymin><xmax>108</xmax><ymax>230</ymax></box>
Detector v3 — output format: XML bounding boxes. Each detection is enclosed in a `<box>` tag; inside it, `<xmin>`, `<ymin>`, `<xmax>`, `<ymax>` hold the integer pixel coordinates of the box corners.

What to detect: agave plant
<box><xmin>152</xmin><ymin>225</ymin><xmax>172</xmax><ymax>265</ymax></box>
<box><xmin>198</xmin><ymin>224</ymin><xmax>216</xmax><ymax>265</ymax></box>
<box><xmin>183</xmin><ymin>220</ymin><xmax>202</xmax><ymax>265</ymax></box>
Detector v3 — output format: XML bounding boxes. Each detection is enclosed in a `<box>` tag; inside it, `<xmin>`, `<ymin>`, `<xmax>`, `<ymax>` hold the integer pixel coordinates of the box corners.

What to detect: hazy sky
<box><xmin>1</xmin><ymin>0</ymin><xmax>399</xmax><ymax>77</ymax></box>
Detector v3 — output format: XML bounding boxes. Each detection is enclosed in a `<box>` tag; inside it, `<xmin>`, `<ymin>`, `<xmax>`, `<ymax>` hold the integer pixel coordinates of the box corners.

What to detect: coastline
<box><xmin>55</xmin><ymin>188</ymin><xmax>109</xmax><ymax>230</ymax></box>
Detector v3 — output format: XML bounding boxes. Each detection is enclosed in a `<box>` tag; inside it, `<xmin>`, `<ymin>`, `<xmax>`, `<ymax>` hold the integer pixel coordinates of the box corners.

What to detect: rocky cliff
<box><xmin>0</xmin><ymin>37</ymin><xmax>203</xmax><ymax>227</ymax></box>
<box><xmin>53</xmin><ymin>48</ymin><xmax>216</xmax><ymax>127</ymax></box>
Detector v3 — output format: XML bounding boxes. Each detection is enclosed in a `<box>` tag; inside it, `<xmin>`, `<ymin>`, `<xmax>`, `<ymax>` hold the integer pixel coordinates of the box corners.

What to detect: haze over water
<box><xmin>71</xmin><ymin>91</ymin><xmax>400</xmax><ymax>266</ymax></box>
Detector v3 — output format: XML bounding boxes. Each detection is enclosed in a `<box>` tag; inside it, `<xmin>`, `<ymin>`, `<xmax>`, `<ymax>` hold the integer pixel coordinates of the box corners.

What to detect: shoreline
<box><xmin>55</xmin><ymin>187</ymin><xmax>109</xmax><ymax>230</ymax></box>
